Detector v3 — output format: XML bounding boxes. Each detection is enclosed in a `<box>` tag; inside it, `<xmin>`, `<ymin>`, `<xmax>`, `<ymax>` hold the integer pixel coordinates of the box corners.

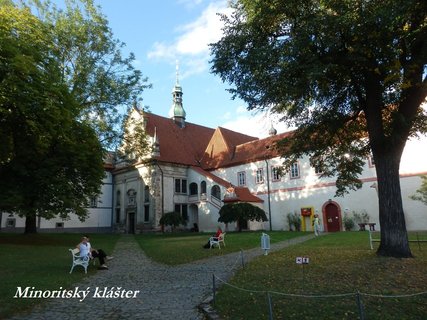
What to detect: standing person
<box><xmin>313</xmin><ymin>214</ymin><xmax>321</xmax><ymax>236</ymax></box>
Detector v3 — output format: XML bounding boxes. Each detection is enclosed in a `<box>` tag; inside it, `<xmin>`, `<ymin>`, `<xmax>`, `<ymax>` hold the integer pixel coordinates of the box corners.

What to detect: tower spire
<box><xmin>169</xmin><ymin>62</ymin><xmax>186</xmax><ymax>128</ymax></box>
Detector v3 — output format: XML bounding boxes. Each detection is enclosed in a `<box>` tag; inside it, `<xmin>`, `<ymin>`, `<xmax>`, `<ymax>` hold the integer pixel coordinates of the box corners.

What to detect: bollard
<box><xmin>240</xmin><ymin>249</ymin><xmax>245</xmax><ymax>268</ymax></box>
<box><xmin>261</xmin><ymin>233</ymin><xmax>271</xmax><ymax>255</ymax></box>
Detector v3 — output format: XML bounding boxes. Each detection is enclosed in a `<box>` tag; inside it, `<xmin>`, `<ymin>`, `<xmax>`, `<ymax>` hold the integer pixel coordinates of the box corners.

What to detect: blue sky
<box><xmin>93</xmin><ymin>0</ymin><xmax>287</xmax><ymax>138</ymax></box>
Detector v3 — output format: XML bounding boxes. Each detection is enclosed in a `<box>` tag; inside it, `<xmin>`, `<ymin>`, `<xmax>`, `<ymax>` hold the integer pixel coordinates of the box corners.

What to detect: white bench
<box><xmin>209</xmin><ymin>232</ymin><xmax>226</xmax><ymax>249</ymax></box>
<box><xmin>69</xmin><ymin>248</ymin><xmax>91</xmax><ymax>274</ymax></box>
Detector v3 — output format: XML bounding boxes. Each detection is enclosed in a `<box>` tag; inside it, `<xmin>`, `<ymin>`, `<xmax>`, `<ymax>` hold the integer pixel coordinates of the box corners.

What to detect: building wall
<box><xmin>1</xmin><ymin>171</ymin><xmax>114</xmax><ymax>233</ymax></box>
<box><xmin>211</xmin><ymin>136</ymin><xmax>427</xmax><ymax>231</ymax></box>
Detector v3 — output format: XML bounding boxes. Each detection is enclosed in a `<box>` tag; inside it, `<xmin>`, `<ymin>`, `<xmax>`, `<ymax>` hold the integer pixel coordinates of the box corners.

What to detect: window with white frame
<box><xmin>272</xmin><ymin>166</ymin><xmax>281</xmax><ymax>181</ymax></box>
<box><xmin>290</xmin><ymin>162</ymin><xmax>300</xmax><ymax>179</ymax></box>
<box><xmin>255</xmin><ymin>168</ymin><xmax>264</xmax><ymax>184</ymax></box>
<box><xmin>238</xmin><ymin>171</ymin><xmax>246</xmax><ymax>186</ymax></box>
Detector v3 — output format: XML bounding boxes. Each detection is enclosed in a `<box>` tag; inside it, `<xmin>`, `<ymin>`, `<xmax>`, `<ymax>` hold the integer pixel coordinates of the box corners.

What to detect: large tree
<box><xmin>0</xmin><ymin>4</ymin><xmax>105</xmax><ymax>233</ymax></box>
<box><xmin>1</xmin><ymin>0</ymin><xmax>150</xmax><ymax>233</ymax></box>
<box><xmin>211</xmin><ymin>0</ymin><xmax>427</xmax><ymax>257</ymax></box>
<box><xmin>22</xmin><ymin>0</ymin><xmax>151</xmax><ymax>148</ymax></box>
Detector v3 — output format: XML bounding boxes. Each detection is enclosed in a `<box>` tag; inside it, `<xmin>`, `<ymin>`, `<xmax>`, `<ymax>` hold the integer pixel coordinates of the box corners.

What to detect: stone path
<box><xmin>11</xmin><ymin>233</ymin><xmax>317</xmax><ymax>320</ymax></box>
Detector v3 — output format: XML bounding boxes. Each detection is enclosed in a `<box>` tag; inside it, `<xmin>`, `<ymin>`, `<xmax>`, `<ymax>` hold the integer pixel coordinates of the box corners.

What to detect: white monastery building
<box><xmin>1</xmin><ymin>78</ymin><xmax>427</xmax><ymax>233</ymax></box>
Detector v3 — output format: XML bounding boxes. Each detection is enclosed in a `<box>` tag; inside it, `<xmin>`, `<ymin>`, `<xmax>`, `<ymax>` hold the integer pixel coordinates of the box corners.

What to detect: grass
<box><xmin>134</xmin><ymin>231</ymin><xmax>307</xmax><ymax>265</ymax></box>
<box><xmin>0</xmin><ymin>233</ymin><xmax>119</xmax><ymax>319</ymax></box>
<box><xmin>214</xmin><ymin>231</ymin><xmax>427</xmax><ymax>320</ymax></box>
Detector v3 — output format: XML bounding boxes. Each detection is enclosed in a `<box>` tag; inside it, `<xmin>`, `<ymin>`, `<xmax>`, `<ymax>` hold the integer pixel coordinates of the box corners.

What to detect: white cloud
<box><xmin>221</xmin><ymin>108</ymin><xmax>292</xmax><ymax>138</ymax></box>
<box><xmin>147</xmin><ymin>1</ymin><xmax>232</xmax><ymax>77</ymax></box>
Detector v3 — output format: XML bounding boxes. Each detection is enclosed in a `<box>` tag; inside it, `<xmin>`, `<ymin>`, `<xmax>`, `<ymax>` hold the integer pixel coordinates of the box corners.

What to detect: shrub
<box><xmin>159</xmin><ymin>212</ymin><xmax>185</xmax><ymax>231</ymax></box>
<box><xmin>286</xmin><ymin>212</ymin><xmax>301</xmax><ymax>231</ymax></box>
<box><xmin>343</xmin><ymin>214</ymin><xmax>355</xmax><ymax>231</ymax></box>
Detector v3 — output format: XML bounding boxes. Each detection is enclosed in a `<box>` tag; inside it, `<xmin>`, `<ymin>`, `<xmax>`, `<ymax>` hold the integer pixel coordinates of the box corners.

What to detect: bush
<box><xmin>286</xmin><ymin>212</ymin><xmax>301</xmax><ymax>231</ymax></box>
<box><xmin>343</xmin><ymin>214</ymin><xmax>355</xmax><ymax>231</ymax></box>
<box><xmin>352</xmin><ymin>210</ymin><xmax>370</xmax><ymax>224</ymax></box>
<box><xmin>159</xmin><ymin>212</ymin><xmax>185</xmax><ymax>231</ymax></box>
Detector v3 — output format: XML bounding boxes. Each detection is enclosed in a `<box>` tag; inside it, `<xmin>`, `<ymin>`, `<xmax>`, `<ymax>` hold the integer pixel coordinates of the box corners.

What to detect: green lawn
<box><xmin>214</xmin><ymin>232</ymin><xmax>427</xmax><ymax>320</ymax></box>
<box><xmin>134</xmin><ymin>231</ymin><xmax>308</xmax><ymax>265</ymax></box>
<box><xmin>0</xmin><ymin>233</ymin><xmax>119</xmax><ymax>319</ymax></box>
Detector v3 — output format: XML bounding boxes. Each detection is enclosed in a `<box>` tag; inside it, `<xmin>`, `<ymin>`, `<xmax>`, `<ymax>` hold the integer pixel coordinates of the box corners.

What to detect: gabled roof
<box><xmin>142</xmin><ymin>112</ymin><xmax>215</xmax><ymax>166</ymax></box>
<box><xmin>201</xmin><ymin>131</ymin><xmax>292</xmax><ymax>170</ymax></box>
<box><xmin>200</xmin><ymin>127</ymin><xmax>258</xmax><ymax>169</ymax></box>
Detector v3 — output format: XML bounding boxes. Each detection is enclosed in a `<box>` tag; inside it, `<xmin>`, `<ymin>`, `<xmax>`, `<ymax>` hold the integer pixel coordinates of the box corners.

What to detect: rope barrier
<box><xmin>213</xmin><ymin>274</ymin><xmax>427</xmax><ymax>299</ymax></box>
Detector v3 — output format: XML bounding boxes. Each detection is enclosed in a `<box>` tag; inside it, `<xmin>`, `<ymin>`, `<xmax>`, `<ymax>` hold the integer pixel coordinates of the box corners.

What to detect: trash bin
<box><xmin>261</xmin><ymin>233</ymin><xmax>270</xmax><ymax>255</ymax></box>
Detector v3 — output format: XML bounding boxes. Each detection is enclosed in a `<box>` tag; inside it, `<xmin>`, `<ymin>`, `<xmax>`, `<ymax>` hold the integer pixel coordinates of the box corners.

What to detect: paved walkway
<box><xmin>11</xmin><ymin>233</ymin><xmax>317</xmax><ymax>320</ymax></box>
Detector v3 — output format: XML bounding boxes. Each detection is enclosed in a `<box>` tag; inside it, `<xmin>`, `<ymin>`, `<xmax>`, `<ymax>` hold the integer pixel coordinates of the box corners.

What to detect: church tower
<box><xmin>169</xmin><ymin>63</ymin><xmax>186</xmax><ymax>128</ymax></box>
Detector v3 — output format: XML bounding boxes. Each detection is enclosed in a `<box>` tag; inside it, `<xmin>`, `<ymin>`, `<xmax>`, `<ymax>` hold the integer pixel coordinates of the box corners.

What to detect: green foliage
<box><xmin>343</xmin><ymin>213</ymin><xmax>355</xmax><ymax>231</ymax></box>
<box><xmin>159</xmin><ymin>212</ymin><xmax>186</xmax><ymax>229</ymax></box>
<box><xmin>0</xmin><ymin>4</ymin><xmax>106</xmax><ymax>232</ymax></box>
<box><xmin>211</xmin><ymin>0</ymin><xmax>427</xmax><ymax>197</ymax></box>
<box><xmin>352</xmin><ymin>210</ymin><xmax>370</xmax><ymax>224</ymax></box>
<box><xmin>211</xmin><ymin>0</ymin><xmax>426</xmax><ymax>257</ymax></box>
<box><xmin>286</xmin><ymin>212</ymin><xmax>301</xmax><ymax>231</ymax></box>
<box><xmin>19</xmin><ymin>0</ymin><xmax>151</xmax><ymax>149</ymax></box>
<box><xmin>410</xmin><ymin>175</ymin><xmax>427</xmax><ymax>206</ymax></box>
<box><xmin>218</xmin><ymin>202</ymin><xmax>268</xmax><ymax>231</ymax></box>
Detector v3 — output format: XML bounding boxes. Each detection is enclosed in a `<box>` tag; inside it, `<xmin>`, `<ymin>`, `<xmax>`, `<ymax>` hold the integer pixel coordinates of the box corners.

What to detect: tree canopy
<box><xmin>218</xmin><ymin>202</ymin><xmax>268</xmax><ymax>232</ymax></box>
<box><xmin>20</xmin><ymin>0</ymin><xmax>151</xmax><ymax>148</ymax></box>
<box><xmin>0</xmin><ymin>0</ymin><xmax>151</xmax><ymax>233</ymax></box>
<box><xmin>211</xmin><ymin>0</ymin><xmax>427</xmax><ymax>257</ymax></box>
<box><xmin>0</xmin><ymin>4</ymin><xmax>105</xmax><ymax>232</ymax></box>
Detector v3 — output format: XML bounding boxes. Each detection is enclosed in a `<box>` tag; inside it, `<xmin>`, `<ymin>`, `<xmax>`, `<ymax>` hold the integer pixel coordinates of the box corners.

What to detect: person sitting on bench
<box><xmin>203</xmin><ymin>227</ymin><xmax>223</xmax><ymax>249</ymax></box>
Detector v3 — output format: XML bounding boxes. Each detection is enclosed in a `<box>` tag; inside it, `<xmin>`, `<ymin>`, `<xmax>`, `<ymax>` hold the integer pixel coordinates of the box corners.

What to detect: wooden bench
<box><xmin>209</xmin><ymin>232</ymin><xmax>226</xmax><ymax>249</ymax></box>
<box><xmin>69</xmin><ymin>248</ymin><xmax>93</xmax><ymax>274</ymax></box>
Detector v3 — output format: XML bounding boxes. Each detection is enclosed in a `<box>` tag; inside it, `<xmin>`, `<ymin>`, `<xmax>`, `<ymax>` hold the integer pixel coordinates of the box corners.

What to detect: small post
<box><xmin>212</xmin><ymin>274</ymin><xmax>216</xmax><ymax>305</ymax></box>
<box><xmin>417</xmin><ymin>232</ymin><xmax>421</xmax><ymax>251</ymax></box>
<box><xmin>368</xmin><ymin>230</ymin><xmax>373</xmax><ymax>250</ymax></box>
<box><xmin>240</xmin><ymin>249</ymin><xmax>245</xmax><ymax>268</ymax></box>
<box><xmin>267</xmin><ymin>292</ymin><xmax>274</xmax><ymax>320</ymax></box>
<box><xmin>356</xmin><ymin>291</ymin><xmax>365</xmax><ymax>320</ymax></box>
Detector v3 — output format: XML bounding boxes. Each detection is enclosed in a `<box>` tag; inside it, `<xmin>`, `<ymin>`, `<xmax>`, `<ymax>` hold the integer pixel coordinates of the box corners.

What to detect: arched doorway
<box><xmin>322</xmin><ymin>201</ymin><xmax>342</xmax><ymax>232</ymax></box>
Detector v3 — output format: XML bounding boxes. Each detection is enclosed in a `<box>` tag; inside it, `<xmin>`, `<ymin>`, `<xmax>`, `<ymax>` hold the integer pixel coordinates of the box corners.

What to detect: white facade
<box><xmin>0</xmin><ymin>171</ymin><xmax>114</xmax><ymax>233</ymax></box>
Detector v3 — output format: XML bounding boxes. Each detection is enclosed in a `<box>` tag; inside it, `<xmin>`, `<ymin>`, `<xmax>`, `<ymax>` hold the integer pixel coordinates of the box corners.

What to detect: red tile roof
<box><xmin>223</xmin><ymin>186</ymin><xmax>264</xmax><ymax>203</ymax></box>
<box><xmin>142</xmin><ymin>111</ymin><xmax>215</xmax><ymax>166</ymax></box>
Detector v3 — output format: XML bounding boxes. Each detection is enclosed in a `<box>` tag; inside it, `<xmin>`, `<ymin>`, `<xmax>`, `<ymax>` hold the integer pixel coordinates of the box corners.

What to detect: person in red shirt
<box><xmin>203</xmin><ymin>227</ymin><xmax>223</xmax><ymax>249</ymax></box>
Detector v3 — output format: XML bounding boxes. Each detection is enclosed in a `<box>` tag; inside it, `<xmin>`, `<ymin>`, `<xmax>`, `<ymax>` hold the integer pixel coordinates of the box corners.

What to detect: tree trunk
<box><xmin>375</xmin><ymin>152</ymin><xmax>412</xmax><ymax>258</ymax></box>
<box><xmin>25</xmin><ymin>214</ymin><xmax>37</xmax><ymax>234</ymax></box>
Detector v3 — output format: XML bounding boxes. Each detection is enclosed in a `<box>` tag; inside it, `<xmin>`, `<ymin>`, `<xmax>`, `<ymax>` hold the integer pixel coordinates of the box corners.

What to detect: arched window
<box><xmin>211</xmin><ymin>185</ymin><xmax>221</xmax><ymax>200</ymax></box>
<box><xmin>189</xmin><ymin>182</ymin><xmax>198</xmax><ymax>195</ymax></box>
<box><xmin>201</xmin><ymin>181</ymin><xmax>207</xmax><ymax>194</ymax></box>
